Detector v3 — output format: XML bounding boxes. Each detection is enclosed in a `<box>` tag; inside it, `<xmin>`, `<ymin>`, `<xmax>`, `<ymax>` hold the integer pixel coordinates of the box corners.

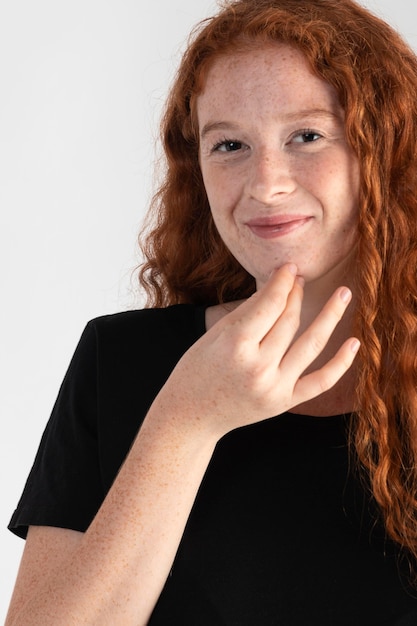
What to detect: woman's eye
<box><xmin>291</xmin><ymin>131</ymin><xmax>322</xmax><ymax>143</ymax></box>
<box><xmin>213</xmin><ymin>140</ymin><xmax>243</xmax><ymax>153</ymax></box>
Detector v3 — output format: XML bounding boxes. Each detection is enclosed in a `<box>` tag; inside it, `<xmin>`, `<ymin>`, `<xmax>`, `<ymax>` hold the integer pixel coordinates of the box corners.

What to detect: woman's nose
<box><xmin>245</xmin><ymin>150</ymin><xmax>296</xmax><ymax>204</ymax></box>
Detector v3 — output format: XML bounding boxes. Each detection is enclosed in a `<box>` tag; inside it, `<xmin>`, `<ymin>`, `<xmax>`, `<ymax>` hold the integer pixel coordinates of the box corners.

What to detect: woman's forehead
<box><xmin>196</xmin><ymin>45</ymin><xmax>341</xmax><ymax>122</ymax></box>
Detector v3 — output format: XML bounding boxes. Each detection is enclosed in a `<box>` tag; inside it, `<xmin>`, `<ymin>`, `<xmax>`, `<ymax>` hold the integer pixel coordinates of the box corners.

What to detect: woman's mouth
<box><xmin>245</xmin><ymin>215</ymin><xmax>313</xmax><ymax>239</ymax></box>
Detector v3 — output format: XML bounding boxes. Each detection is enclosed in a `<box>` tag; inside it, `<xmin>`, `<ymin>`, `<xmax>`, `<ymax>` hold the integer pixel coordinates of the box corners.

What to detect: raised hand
<box><xmin>154</xmin><ymin>263</ymin><xmax>359</xmax><ymax>438</ymax></box>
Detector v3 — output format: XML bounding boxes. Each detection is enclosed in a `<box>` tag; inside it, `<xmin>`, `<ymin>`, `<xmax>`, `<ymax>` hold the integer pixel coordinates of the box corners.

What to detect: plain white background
<box><xmin>1</xmin><ymin>0</ymin><xmax>416</xmax><ymax>621</ymax></box>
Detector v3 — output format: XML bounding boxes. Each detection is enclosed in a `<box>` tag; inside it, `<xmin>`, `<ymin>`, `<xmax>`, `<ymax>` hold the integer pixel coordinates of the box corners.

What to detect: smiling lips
<box><xmin>245</xmin><ymin>215</ymin><xmax>313</xmax><ymax>239</ymax></box>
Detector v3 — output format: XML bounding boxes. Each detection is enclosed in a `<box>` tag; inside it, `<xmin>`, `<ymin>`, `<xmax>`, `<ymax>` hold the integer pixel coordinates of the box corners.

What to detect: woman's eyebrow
<box><xmin>200</xmin><ymin>121</ymin><xmax>241</xmax><ymax>139</ymax></box>
<box><xmin>200</xmin><ymin>109</ymin><xmax>341</xmax><ymax>138</ymax></box>
<box><xmin>281</xmin><ymin>108</ymin><xmax>342</xmax><ymax>122</ymax></box>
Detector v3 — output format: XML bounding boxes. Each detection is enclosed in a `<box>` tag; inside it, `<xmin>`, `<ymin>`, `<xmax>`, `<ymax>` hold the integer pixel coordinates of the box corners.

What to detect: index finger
<box><xmin>219</xmin><ymin>264</ymin><xmax>299</xmax><ymax>343</ymax></box>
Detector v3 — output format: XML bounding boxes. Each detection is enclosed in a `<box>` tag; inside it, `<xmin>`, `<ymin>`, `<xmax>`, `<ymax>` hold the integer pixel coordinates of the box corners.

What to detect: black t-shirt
<box><xmin>8</xmin><ymin>305</ymin><xmax>417</xmax><ymax>625</ymax></box>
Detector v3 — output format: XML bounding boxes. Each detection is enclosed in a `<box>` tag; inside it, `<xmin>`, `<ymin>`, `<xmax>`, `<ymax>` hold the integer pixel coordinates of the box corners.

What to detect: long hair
<box><xmin>139</xmin><ymin>0</ymin><xmax>417</xmax><ymax>576</ymax></box>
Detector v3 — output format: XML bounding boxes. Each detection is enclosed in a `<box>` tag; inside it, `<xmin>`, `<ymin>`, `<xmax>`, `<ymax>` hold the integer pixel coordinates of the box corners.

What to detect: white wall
<box><xmin>0</xmin><ymin>0</ymin><xmax>218</xmax><ymax>618</ymax></box>
<box><xmin>1</xmin><ymin>0</ymin><xmax>416</xmax><ymax>621</ymax></box>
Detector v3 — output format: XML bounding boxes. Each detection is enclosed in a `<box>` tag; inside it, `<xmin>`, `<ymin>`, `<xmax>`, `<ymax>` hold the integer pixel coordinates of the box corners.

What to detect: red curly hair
<box><xmin>139</xmin><ymin>0</ymin><xmax>417</xmax><ymax>577</ymax></box>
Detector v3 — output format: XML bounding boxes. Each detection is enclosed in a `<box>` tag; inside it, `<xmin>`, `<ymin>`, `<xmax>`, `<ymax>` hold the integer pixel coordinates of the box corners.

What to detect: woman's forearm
<box><xmin>8</xmin><ymin>406</ymin><xmax>218</xmax><ymax>626</ymax></box>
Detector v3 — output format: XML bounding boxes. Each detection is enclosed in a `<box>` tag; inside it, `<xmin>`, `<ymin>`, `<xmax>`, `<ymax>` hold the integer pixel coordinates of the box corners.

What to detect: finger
<box><xmin>218</xmin><ymin>264</ymin><xmax>299</xmax><ymax>344</ymax></box>
<box><xmin>291</xmin><ymin>337</ymin><xmax>360</xmax><ymax>406</ymax></box>
<box><xmin>280</xmin><ymin>286</ymin><xmax>352</xmax><ymax>377</ymax></box>
<box><xmin>259</xmin><ymin>276</ymin><xmax>304</xmax><ymax>362</ymax></box>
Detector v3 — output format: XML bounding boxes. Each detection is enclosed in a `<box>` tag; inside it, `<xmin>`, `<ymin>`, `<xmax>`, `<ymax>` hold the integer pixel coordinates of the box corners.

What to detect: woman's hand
<box><xmin>153</xmin><ymin>263</ymin><xmax>359</xmax><ymax>438</ymax></box>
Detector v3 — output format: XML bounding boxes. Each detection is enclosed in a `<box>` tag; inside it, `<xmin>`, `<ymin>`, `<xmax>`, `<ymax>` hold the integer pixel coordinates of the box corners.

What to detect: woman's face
<box><xmin>197</xmin><ymin>44</ymin><xmax>360</xmax><ymax>290</ymax></box>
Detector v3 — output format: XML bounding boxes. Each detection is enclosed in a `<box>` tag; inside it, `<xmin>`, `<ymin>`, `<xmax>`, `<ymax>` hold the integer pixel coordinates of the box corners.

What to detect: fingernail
<box><xmin>287</xmin><ymin>263</ymin><xmax>298</xmax><ymax>275</ymax></box>
<box><xmin>296</xmin><ymin>276</ymin><xmax>305</xmax><ymax>287</ymax></box>
<box><xmin>351</xmin><ymin>339</ymin><xmax>360</xmax><ymax>353</ymax></box>
<box><xmin>340</xmin><ymin>287</ymin><xmax>352</xmax><ymax>303</ymax></box>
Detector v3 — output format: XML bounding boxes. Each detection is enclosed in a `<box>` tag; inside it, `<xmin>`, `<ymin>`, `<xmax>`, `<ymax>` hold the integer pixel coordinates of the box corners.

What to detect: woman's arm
<box><xmin>6</xmin><ymin>409</ymin><xmax>219</xmax><ymax>626</ymax></box>
<box><xmin>5</xmin><ymin>265</ymin><xmax>359</xmax><ymax>625</ymax></box>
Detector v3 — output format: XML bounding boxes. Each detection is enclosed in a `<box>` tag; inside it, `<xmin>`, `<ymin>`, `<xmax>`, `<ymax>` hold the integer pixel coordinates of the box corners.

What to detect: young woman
<box><xmin>6</xmin><ymin>0</ymin><xmax>417</xmax><ymax>624</ymax></box>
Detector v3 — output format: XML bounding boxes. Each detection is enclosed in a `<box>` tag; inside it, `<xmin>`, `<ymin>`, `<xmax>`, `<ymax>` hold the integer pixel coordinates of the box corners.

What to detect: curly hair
<box><xmin>139</xmin><ymin>0</ymin><xmax>417</xmax><ymax>578</ymax></box>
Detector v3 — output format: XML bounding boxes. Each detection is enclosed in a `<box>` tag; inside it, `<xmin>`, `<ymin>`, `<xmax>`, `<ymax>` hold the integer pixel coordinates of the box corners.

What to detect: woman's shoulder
<box><xmin>80</xmin><ymin>300</ymin><xmax>246</xmax><ymax>365</ymax></box>
<box><xmin>87</xmin><ymin>299</ymin><xmax>246</xmax><ymax>338</ymax></box>
<box><xmin>88</xmin><ymin>303</ymin><xmax>208</xmax><ymax>343</ymax></box>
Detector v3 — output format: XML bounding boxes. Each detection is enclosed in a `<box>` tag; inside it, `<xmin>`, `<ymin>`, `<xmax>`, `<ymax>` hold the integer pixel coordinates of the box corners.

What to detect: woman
<box><xmin>6</xmin><ymin>0</ymin><xmax>417</xmax><ymax>624</ymax></box>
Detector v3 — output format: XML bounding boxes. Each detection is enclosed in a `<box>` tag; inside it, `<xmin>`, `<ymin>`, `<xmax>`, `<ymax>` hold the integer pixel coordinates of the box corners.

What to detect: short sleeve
<box><xmin>8</xmin><ymin>305</ymin><xmax>207</xmax><ymax>540</ymax></box>
<box><xmin>8</xmin><ymin>321</ymin><xmax>104</xmax><ymax>538</ymax></box>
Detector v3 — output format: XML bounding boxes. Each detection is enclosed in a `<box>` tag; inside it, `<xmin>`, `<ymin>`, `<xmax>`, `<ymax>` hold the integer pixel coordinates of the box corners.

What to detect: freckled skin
<box><xmin>198</xmin><ymin>45</ymin><xmax>360</xmax><ymax>294</ymax></box>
